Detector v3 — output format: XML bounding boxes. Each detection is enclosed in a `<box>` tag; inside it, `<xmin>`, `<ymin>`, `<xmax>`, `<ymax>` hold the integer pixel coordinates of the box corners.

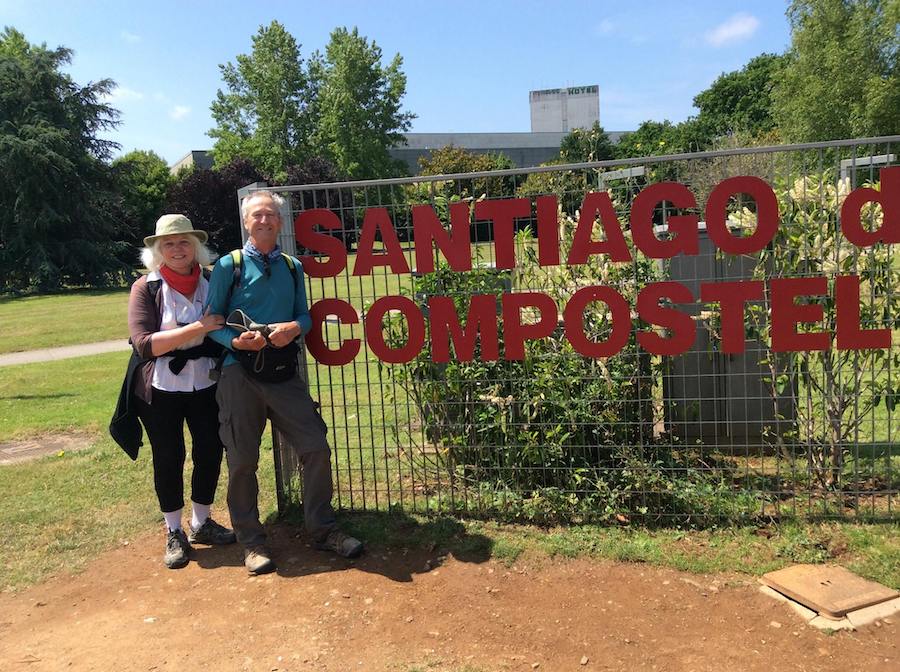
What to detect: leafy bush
<box><xmin>413</xmin><ymin>147</ymin><xmax>516</xmax><ymax>243</ymax></box>
<box><xmin>381</xmin><ymin>212</ymin><xmax>753</xmax><ymax>524</ymax></box>
<box><xmin>745</xmin><ymin>171</ymin><xmax>900</xmax><ymax>490</ymax></box>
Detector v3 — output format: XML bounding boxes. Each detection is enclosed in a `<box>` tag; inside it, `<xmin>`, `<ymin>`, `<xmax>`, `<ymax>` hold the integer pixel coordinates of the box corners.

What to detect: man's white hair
<box><xmin>240</xmin><ymin>191</ymin><xmax>286</xmax><ymax>222</ymax></box>
<box><xmin>140</xmin><ymin>235</ymin><xmax>214</xmax><ymax>272</ymax></box>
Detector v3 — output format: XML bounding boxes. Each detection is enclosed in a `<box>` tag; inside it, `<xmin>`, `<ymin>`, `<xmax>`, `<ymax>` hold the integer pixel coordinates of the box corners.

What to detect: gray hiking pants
<box><xmin>216</xmin><ymin>364</ymin><xmax>335</xmax><ymax>548</ymax></box>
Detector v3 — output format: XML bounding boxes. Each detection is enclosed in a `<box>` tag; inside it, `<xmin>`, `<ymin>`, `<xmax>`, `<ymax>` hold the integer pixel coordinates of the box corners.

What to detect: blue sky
<box><xmin>1</xmin><ymin>1</ymin><xmax>793</xmax><ymax>165</ymax></box>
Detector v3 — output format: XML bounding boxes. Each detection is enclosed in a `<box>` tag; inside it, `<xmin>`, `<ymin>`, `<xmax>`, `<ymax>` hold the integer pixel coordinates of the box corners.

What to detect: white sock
<box><xmin>191</xmin><ymin>502</ymin><xmax>211</xmax><ymax>531</ymax></box>
<box><xmin>163</xmin><ymin>509</ymin><xmax>183</xmax><ymax>532</ymax></box>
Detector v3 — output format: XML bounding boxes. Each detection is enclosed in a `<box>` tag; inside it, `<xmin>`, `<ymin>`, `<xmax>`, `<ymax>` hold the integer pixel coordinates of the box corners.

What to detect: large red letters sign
<box><xmin>298</xmin><ymin>168</ymin><xmax>898</xmax><ymax>365</ymax></box>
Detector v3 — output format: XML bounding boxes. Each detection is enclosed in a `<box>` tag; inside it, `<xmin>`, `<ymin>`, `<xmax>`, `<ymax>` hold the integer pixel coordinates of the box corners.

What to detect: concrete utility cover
<box><xmin>0</xmin><ymin>434</ymin><xmax>92</xmax><ymax>465</ymax></box>
<box><xmin>762</xmin><ymin>564</ymin><xmax>899</xmax><ymax>620</ymax></box>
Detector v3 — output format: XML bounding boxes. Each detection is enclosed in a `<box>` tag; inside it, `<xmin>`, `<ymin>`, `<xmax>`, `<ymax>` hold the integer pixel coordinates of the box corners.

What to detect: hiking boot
<box><xmin>315</xmin><ymin>529</ymin><xmax>363</xmax><ymax>559</ymax></box>
<box><xmin>188</xmin><ymin>517</ymin><xmax>236</xmax><ymax>545</ymax></box>
<box><xmin>164</xmin><ymin>528</ymin><xmax>192</xmax><ymax>569</ymax></box>
<box><xmin>244</xmin><ymin>546</ymin><xmax>276</xmax><ymax>575</ymax></box>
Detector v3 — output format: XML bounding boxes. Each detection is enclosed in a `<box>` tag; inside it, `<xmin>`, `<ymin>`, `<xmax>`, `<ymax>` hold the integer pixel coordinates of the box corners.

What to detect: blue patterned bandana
<box><xmin>243</xmin><ymin>240</ymin><xmax>282</xmax><ymax>264</ymax></box>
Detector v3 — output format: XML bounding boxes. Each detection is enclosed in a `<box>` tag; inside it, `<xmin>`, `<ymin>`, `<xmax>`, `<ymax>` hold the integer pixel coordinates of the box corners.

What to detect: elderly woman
<box><xmin>126</xmin><ymin>214</ymin><xmax>235</xmax><ymax>569</ymax></box>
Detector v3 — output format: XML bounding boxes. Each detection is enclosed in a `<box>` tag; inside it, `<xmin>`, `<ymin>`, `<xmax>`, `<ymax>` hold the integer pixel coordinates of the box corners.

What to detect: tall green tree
<box><xmin>209</xmin><ymin>22</ymin><xmax>415</xmax><ymax>183</ymax></box>
<box><xmin>0</xmin><ymin>27</ymin><xmax>124</xmax><ymax>292</ymax></box>
<box><xmin>209</xmin><ymin>21</ymin><xmax>316</xmax><ymax>180</ymax></box>
<box><xmin>313</xmin><ymin>27</ymin><xmax>415</xmax><ymax>179</ymax></box>
<box><xmin>693</xmin><ymin>53</ymin><xmax>786</xmax><ymax>139</ymax></box>
<box><xmin>111</xmin><ymin>150</ymin><xmax>173</xmax><ymax>249</ymax></box>
<box><xmin>773</xmin><ymin>0</ymin><xmax>900</xmax><ymax>141</ymax></box>
<box><xmin>164</xmin><ymin>158</ymin><xmax>265</xmax><ymax>254</ymax></box>
<box><xmin>559</xmin><ymin>122</ymin><xmax>617</xmax><ymax>163</ymax></box>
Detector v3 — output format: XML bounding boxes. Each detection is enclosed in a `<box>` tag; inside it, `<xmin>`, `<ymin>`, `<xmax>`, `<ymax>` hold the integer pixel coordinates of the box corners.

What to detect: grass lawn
<box><xmin>0</xmin><ymin>288</ymin><xmax>131</xmax><ymax>354</ymax></box>
<box><xmin>0</xmin><ymin>350</ymin><xmax>130</xmax><ymax>440</ymax></box>
<box><xmin>0</xmin><ymin>353</ymin><xmax>280</xmax><ymax>590</ymax></box>
<box><xmin>0</xmin><ymin>431</ymin><xmax>281</xmax><ymax>591</ymax></box>
<box><xmin>1</xmin><ymin>352</ymin><xmax>898</xmax><ymax>592</ymax></box>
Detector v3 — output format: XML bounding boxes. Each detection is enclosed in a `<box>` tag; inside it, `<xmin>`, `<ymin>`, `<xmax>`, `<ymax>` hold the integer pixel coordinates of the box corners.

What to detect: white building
<box><xmin>529</xmin><ymin>85</ymin><xmax>600</xmax><ymax>133</ymax></box>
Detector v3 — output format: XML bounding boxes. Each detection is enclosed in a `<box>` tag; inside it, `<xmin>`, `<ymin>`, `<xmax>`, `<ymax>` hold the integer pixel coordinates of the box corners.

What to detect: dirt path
<box><xmin>0</xmin><ymin>523</ymin><xmax>896</xmax><ymax>672</ymax></box>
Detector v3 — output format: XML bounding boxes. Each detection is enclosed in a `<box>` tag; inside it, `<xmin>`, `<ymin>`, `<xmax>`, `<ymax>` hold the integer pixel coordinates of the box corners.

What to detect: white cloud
<box><xmin>102</xmin><ymin>86</ymin><xmax>144</xmax><ymax>103</ymax></box>
<box><xmin>169</xmin><ymin>105</ymin><xmax>191</xmax><ymax>121</ymax></box>
<box><xmin>596</xmin><ymin>19</ymin><xmax>615</xmax><ymax>35</ymax></box>
<box><xmin>705</xmin><ymin>13</ymin><xmax>760</xmax><ymax>47</ymax></box>
<box><xmin>120</xmin><ymin>30</ymin><xmax>141</xmax><ymax>44</ymax></box>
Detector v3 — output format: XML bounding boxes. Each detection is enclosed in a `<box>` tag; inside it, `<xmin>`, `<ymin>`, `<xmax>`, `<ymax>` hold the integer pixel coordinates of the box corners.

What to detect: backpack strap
<box><xmin>225</xmin><ymin>249</ymin><xmax>298</xmax><ymax>304</ymax></box>
<box><xmin>280</xmin><ymin>252</ymin><xmax>298</xmax><ymax>286</ymax></box>
<box><xmin>146</xmin><ymin>278</ymin><xmax>162</xmax><ymax>299</ymax></box>
<box><xmin>229</xmin><ymin>249</ymin><xmax>243</xmax><ymax>293</ymax></box>
<box><xmin>147</xmin><ymin>278</ymin><xmax>164</xmax><ymax>318</ymax></box>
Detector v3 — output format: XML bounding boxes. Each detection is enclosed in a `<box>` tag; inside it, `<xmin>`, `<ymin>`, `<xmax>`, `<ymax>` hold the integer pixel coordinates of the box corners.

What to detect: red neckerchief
<box><xmin>159</xmin><ymin>263</ymin><xmax>200</xmax><ymax>297</ymax></box>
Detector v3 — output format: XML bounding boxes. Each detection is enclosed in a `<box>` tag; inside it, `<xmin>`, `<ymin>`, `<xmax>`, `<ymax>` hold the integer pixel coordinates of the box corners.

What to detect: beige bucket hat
<box><xmin>143</xmin><ymin>214</ymin><xmax>208</xmax><ymax>247</ymax></box>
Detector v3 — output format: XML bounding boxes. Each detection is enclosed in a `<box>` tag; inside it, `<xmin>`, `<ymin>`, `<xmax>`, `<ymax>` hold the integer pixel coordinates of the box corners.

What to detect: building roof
<box><xmin>399</xmin><ymin>131</ymin><xmax>626</xmax><ymax>150</ymax></box>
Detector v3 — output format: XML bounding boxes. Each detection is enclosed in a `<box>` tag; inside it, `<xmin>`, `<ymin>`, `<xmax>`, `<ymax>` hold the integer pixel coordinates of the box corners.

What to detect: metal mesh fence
<box><xmin>258</xmin><ymin>136</ymin><xmax>899</xmax><ymax>524</ymax></box>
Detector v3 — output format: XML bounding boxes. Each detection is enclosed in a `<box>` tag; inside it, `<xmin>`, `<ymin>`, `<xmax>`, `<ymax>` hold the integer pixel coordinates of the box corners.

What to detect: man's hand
<box><xmin>267</xmin><ymin>321</ymin><xmax>301</xmax><ymax>348</ymax></box>
<box><xmin>232</xmin><ymin>331</ymin><xmax>267</xmax><ymax>351</ymax></box>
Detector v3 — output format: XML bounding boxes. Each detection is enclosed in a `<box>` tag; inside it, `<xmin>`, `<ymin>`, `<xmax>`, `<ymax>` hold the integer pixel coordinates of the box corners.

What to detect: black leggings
<box><xmin>136</xmin><ymin>386</ymin><xmax>223</xmax><ymax>513</ymax></box>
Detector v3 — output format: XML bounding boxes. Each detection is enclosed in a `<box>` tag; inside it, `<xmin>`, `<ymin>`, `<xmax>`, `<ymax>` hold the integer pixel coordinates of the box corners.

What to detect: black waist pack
<box><xmin>235</xmin><ymin>341</ymin><xmax>299</xmax><ymax>383</ymax></box>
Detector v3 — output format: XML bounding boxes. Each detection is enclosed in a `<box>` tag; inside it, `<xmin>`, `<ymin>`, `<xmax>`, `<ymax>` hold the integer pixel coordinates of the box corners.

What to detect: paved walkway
<box><xmin>0</xmin><ymin>339</ymin><xmax>131</xmax><ymax>367</ymax></box>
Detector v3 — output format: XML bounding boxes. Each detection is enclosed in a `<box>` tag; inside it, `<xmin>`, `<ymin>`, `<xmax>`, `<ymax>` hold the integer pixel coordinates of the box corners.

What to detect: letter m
<box><xmin>428</xmin><ymin>295</ymin><xmax>499</xmax><ymax>362</ymax></box>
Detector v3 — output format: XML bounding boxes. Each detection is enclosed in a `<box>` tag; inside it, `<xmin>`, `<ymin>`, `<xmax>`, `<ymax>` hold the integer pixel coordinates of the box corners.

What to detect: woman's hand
<box><xmin>195</xmin><ymin>312</ymin><xmax>224</xmax><ymax>334</ymax></box>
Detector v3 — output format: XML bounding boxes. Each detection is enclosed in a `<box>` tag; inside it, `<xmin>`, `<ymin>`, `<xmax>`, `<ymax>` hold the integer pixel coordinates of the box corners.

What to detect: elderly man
<box><xmin>206</xmin><ymin>190</ymin><xmax>362</xmax><ymax>575</ymax></box>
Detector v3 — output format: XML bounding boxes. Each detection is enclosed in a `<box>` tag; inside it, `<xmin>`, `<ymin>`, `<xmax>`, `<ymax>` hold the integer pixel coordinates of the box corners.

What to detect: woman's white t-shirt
<box><xmin>149</xmin><ymin>271</ymin><xmax>216</xmax><ymax>392</ymax></box>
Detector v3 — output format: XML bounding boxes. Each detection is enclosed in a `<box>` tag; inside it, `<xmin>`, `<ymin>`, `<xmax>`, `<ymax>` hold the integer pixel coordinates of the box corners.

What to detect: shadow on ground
<box><xmin>193</xmin><ymin>509</ymin><xmax>493</xmax><ymax>582</ymax></box>
<box><xmin>0</xmin><ymin>393</ymin><xmax>76</xmax><ymax>401</ymax></box>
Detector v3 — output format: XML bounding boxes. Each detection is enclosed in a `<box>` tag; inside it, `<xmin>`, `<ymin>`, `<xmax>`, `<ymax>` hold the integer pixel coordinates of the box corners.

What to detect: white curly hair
<box><xmin>140</xmin><ymin>234</ymin><xmax>214</xmax><ymax>272</ymax></box>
